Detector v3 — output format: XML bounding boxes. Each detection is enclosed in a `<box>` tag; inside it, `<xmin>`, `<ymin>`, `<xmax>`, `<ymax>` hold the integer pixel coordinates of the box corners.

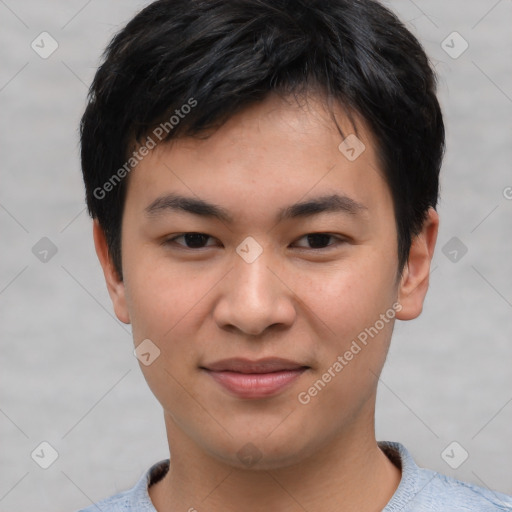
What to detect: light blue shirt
<box><xmin>77</xmin><ymin>441</ymin><xmax>512</xmax><ymax>511</ymax></box>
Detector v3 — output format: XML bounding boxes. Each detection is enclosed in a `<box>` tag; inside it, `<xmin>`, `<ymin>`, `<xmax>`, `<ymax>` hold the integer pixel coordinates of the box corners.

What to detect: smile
<box><xmin>200</xmin><ymin>357</ymin><xmax>310</xmax><ymax>399</ymax></box>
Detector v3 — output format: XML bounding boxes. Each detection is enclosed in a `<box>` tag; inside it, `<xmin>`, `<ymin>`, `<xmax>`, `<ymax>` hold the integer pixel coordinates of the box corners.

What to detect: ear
<box><xmin>396</xmin><ymin>207</ymin><xmax>439</xmax><ymax>320</ymax></box>
<box><xmin>92</xmin><ymin>219</ymin><xmax>131</xmax><ymax>324</ymax></box>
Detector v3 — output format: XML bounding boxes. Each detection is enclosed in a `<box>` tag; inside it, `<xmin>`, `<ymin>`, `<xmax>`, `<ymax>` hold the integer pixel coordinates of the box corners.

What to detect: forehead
<box><xmin>123</xmin><ymin>93</ymin><xmax>392</xmax><ymax>229</ymax></box>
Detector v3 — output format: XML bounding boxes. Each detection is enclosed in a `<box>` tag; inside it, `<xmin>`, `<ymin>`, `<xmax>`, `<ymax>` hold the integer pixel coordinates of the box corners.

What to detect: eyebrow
<box><xmin>144</xmin><ymin>193</ymin><xmax>368</xmax><ymax>224</ymax></box>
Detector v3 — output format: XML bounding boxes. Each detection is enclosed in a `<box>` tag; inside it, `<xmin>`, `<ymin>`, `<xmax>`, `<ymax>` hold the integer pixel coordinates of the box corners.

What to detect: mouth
<box><xmin>200</xmin><ymin>357</ymin><xmax>310</xmax><ymax>399</ymax></box>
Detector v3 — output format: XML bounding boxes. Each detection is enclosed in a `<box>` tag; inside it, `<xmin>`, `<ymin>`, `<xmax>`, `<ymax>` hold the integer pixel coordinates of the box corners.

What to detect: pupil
<box><xmin>182</xmin><ymin>234</ymin><xmax>330</xmax><ymax>249</ymax></box>
<box><xmin>185</xmin><ymin>233</ymin><xmax>208</xmax><ymax>248</ymax></box>
<box><xmin>307</xmin><ymin>234</ymin><xmax>330</xmax><ymax>248</ymax></box>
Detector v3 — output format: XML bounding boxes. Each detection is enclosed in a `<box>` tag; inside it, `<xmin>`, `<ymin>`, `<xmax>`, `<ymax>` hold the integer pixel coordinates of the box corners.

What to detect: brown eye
<box><xmin>293</xmin><ymin>233</ymin><xmax>344</xmax><ymax>250</ymax></box>
<box><xmin>165</xmin><ymin>233</ymin><xmax>217</xmax><ymax>249</ymax></box>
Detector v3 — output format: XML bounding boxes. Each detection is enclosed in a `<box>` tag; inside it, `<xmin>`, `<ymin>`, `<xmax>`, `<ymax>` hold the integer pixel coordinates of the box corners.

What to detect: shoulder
<box><xmin>423</xmin><ymin>469</ymin><xmax>512</xmax><ymax>511</ymax></box>
<box><xmin>74</xmin><ymin>460</ymin><xmax>170</xmax><ymax>512</ymax></box>
<box><xmin>76</xmin><ymin>488</ymin><xmax>134</xmax><ymax>512</ymax></box>
<box><xmin>380</xmin><ymin>441</ymin><xmax>512</xmax><ymax>511</ymax></box>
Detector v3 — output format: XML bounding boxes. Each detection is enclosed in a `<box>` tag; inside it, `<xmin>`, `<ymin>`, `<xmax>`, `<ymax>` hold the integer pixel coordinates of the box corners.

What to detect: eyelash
<box><xmin>163</xmin><ymin>232</ymin><xmax>347</xmax><ymax>251</ymax></box>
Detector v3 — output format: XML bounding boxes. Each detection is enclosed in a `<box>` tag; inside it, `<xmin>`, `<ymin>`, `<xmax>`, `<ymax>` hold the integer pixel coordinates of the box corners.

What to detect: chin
<box><xmin>207</xmin><ymin>434</ymin><xmax>316</xmax><ymax>471</ymax></box>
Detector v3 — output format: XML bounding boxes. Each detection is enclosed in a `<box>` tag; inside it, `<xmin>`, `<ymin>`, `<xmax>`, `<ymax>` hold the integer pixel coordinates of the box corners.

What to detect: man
<box><xmin>78</xmin><ymin>0</ymin><xmax>512</xmax><ymax>510</ymax></box>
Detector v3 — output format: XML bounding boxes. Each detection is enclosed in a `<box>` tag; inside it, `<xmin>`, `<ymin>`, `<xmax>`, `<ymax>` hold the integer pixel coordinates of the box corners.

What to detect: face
<box><xmin>95</xmin><ymin>93</ymin><xmax>438</xmax><ymax>470</ymax></box>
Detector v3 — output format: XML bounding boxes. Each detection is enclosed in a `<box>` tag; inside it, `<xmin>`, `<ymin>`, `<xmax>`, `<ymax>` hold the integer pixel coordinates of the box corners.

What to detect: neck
<box><xmin>150</xmin><ymin>409</ymin><xmax>401</xmax><ymax>512</ymax></box>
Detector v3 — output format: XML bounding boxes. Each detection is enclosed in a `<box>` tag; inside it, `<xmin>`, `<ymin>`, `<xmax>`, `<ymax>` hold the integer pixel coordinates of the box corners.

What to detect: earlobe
<box><xmin>396</xmin><ymin>208</ymin><xmax>439</xmax><ymax>321</ymax></box>
<box><xmin>92</xmin><ymin>219</ymin><xmax>131</xmax><ymax>324</ymax></box>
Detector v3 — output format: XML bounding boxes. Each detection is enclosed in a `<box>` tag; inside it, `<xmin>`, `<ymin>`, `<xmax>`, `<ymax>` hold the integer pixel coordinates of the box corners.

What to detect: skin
<box><xmin>94</xmin><ymin>92</ymin><xmax>439</xmax><ymax>512</ymax></box>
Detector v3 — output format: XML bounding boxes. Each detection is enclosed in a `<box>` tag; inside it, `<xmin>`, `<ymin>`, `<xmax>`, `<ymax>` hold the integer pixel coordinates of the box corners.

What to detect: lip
<box><xmin>201</xmin><ymin>358</ymin><xmax>309</xmax><ymax>399</ymax></box>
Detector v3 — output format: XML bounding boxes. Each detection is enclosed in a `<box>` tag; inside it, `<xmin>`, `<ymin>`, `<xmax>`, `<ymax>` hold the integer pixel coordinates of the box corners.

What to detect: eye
<box><xmin>163</xmin><ymin>232</ymin><xmax>346</xmax><ymax>251</ymax></box>
<box><xmin>293</xmin><ymin>233</ymin><xmax>345</xmax><ymax>250</ymax></box>
<box><xmin>164</xmin><ymin>233</ymin><xmax>218</xmax><ymax>249</ymax></box>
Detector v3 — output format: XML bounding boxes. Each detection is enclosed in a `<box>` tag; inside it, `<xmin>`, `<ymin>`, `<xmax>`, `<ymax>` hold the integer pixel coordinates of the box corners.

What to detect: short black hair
<box><xmin>80</xmin><ymin>0</ymin><xmax>445</xmax><ymax>281</ymax></box>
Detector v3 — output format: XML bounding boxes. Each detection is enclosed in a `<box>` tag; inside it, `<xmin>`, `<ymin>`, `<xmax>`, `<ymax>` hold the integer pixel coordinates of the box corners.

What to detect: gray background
<box><xmin>1</xmin><ymin>0</ymin><xmax>511</xmax><ymax>510</ymax></box>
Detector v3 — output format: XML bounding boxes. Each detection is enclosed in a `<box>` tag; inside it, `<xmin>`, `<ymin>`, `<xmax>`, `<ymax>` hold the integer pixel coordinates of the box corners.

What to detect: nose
<box><xmin>213</xmin><ymin>249</ymin><xmax>296</xmax><ymax>337</ymax></box>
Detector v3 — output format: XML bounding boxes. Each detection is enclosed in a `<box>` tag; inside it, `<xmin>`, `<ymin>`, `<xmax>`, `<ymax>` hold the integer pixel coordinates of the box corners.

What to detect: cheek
<box><xmin>123</xmin><ymin>263</ymin><xmax>206</xmax><ymax>413</ymax></box>
<box><xmin>123</xmin><ymin>256</ymin><xmax>224</xmax><ymax>384</ymax></box>
<box><xmin>123</xmin><ymin>249</ymin><xmax>207</xmax><ymax>339</ymax></box>
<box><xmin>296</xmin><ymin>249</ymin><xmax>398</xmax><ymax>398</ymax></box>
<box><xmin>298</xmin><ymin>251</ymin><xmax>398</xmax><ymax>339</ymax></box>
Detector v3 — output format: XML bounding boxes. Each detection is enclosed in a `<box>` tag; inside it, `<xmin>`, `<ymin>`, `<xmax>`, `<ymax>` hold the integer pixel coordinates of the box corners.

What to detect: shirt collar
<box><xmin>128</xmin><ymin>441</ymin><xmax>422</xmax><ymax>510</ymax></box>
